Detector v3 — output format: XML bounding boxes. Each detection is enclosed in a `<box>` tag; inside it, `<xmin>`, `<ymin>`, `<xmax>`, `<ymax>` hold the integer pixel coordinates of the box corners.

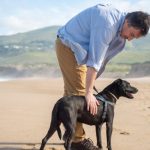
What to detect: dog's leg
<box><xmin>106</xmin><ymin>122</ymin><xmax>113</xmax><ymax>150</ymax></box>
<box><xmin>62</xmin><ymin>111</ymin><xmax>76</xmax><ymax>150</ymax></box>
<box><xmin>63</xmin><ymin>127</ymin><xmax>74</xmax><ymax>150</ymax></box>
<box><xmin>96</xmin><ymin>125</ymin><xmax>103</xmax><ymax>149</ymax></box>
<box><xmin>63</xmin><ymin>117</ymin><xmax>76</xmax><ymax>150</ymax></box>
<box><xmin>40</xmin><ymin>126</ymin><xmax>57</xmax><ymax>150</ymax></box>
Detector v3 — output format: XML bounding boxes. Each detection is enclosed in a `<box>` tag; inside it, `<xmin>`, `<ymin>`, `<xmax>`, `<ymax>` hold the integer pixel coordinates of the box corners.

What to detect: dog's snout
<box><xmin>133</xmin><ymin>87</ymin><xmax>138</xmax><ymax>93</ymax></box>
<box><xmin>135</xmin><ymin>87</ymin><xmax>138</xmax><ymax>92</ymax></box>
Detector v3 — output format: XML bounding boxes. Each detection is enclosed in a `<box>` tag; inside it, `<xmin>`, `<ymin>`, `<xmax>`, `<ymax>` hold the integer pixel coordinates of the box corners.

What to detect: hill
<box><xmin>0</xmin><ymin>26</ymin><xmax>60</xmax><ymax>57</ymax></box>
<box><xmin>0</xmin><ymin>26</ymin><xmax>150</xmax><ymax>78</ymax></box>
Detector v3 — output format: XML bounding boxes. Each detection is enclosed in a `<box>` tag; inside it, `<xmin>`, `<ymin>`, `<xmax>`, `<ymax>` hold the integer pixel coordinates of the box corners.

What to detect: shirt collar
<box><xmin>117</xmin><ymin>13</ymin><xmax>127</xmax><ymax>37</ymax></box>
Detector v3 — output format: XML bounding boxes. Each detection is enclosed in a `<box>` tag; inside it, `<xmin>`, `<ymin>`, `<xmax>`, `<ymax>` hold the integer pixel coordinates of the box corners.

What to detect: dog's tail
<box><xmin>51</xmin><ymin>101</ymin><xmax>62</xmax><ymax>139</ymax></box>
<box><xmin>40</xmin><ymin>101</ymin><xmax>62</xmax><ymax>150</ymax></box>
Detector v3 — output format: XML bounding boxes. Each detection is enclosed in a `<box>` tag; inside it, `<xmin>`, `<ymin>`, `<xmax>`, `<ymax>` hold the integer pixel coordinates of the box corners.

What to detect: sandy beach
<box><xmin>0</xmin><ymin>77</ymin><xmax>150</xmax><ymax>150</ymax></box>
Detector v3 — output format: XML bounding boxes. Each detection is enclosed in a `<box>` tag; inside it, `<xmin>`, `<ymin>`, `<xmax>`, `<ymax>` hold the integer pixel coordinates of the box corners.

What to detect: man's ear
<box><xmin>126</xmin><ymin>19</ymin><xmax>132</xmax><ymax>27</ymax></box>
<box><xmin>124</xmin><ymin>19</ymin><xmax>131</xmax><ymax>27</ymax></box>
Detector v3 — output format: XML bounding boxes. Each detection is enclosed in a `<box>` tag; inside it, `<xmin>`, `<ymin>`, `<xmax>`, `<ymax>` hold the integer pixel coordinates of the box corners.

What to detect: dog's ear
<box><xmin>114</xmin><ymin>78</ymin><xmax>123</xmax><ymax>85</ymax></box>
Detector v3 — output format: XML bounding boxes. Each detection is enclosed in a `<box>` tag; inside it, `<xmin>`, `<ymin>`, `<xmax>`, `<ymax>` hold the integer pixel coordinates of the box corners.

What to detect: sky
<box><xmin>0</xmin><ymin>0</ymin><xmax>149</xmax><ymax>35</ymax></box>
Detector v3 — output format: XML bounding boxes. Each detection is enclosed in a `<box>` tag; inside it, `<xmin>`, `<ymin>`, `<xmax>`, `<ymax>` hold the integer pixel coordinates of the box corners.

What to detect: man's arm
<box><xmin>85</xmin><ymin>67</ymin><xmax>99</xmax><ymax>115</ymax></box>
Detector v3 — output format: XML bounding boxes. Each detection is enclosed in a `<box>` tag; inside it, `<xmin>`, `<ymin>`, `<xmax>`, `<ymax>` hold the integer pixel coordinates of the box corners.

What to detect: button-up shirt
<box><xmin>57</xmin><ymin>4</ymin><xmax>127</xmax><ymax>78</ymax></box>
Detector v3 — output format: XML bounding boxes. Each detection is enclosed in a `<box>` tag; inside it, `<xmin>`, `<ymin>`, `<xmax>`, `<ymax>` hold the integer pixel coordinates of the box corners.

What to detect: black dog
<box><xmin>40</xmin><ymin>79</ymin><xmax>138</xmax><ymax>150</ymax></box>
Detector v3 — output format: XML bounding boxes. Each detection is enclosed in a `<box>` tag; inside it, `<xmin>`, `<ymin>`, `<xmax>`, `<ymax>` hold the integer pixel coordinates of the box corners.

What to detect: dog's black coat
<box><xmin>40</xmin><ymin>79</ymin><xmax>138</xmax><ymax>150</ymax></box>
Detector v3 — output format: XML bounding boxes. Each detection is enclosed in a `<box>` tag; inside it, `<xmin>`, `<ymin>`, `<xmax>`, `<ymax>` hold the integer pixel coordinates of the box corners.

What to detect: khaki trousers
<box><xmin>55</xmin><ymin>38</ymin><xmax>87</xmax><ymax>142</ymax></box>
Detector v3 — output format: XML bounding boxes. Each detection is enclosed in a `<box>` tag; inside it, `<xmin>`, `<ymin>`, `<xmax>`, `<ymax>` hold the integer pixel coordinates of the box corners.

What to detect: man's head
<box><xmin>121</xmin><ymin>11</ymin><xmax>150</xmax><ymax>41</ymax></box>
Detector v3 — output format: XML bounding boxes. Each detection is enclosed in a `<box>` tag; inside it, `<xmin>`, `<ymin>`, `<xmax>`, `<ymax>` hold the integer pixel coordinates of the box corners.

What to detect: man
<box><xmin>56</xmin><ymin>4</ymin><xmax>150</xmax><ymax>150</ymax></box>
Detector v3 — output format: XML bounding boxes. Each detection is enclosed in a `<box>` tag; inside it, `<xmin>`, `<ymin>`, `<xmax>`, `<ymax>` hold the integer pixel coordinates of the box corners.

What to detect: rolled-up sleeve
<box><xmin>86</xmin><ymin>14</ymin><xmax>113</xmax><ymax>71</ymax></box>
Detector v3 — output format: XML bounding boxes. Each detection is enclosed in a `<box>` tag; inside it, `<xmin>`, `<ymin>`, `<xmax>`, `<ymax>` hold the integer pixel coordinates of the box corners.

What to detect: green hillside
<box><xmin>0</xmin><ymin>26</ymin><xmax>149</xmax><ymax>78</ymax></box>
<box><xmin>0</xmin><ymin>26</ymin><xmax>60</xmax><ymax>44</ymax></box>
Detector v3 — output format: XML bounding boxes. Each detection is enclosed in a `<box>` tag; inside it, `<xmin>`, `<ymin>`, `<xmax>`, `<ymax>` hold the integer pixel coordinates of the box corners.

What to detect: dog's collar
<box><xmin>108</xmin><ymin>92</ymin><xmax>118</xmax><ymax>101</ymax></box>
<box><xmin>96</xmin><ymin>95</ymin><xmax>115</xmax><ymax>106</ymax></box>
<box><xmin>93</xmin><ymin>86</ymin><xmax>117</xmax><ymax>103</ymax></box>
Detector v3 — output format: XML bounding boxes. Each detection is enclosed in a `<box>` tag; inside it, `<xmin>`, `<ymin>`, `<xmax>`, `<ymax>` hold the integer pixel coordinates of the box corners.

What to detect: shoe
<box><xmin>71</xmin><ymin>138</ymin><xmax>100</xmax><ymax>150</ymax></box>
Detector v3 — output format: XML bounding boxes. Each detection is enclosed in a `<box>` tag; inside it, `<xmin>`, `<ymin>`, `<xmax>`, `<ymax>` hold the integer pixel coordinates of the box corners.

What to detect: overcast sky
<box><xmin>0</xmin><ymin>0</ymin><xmax>149</xmax><ymax>35</ymax></box>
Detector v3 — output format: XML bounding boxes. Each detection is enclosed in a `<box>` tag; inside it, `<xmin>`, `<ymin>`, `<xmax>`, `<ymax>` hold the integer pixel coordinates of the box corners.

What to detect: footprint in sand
<box><xmin>114</xmin><ymin>128</ymin><xmax>130</xmax><ymax>135</ymax></box>
<box><xmin>44</xmin><ymin>148</ymin><xmax>61</xmax><ymax>150</ymax></box>
<box><xmin>120</xmin><ymin>131</ymin><xmax>130</xmax><ymax>135</ymax></box>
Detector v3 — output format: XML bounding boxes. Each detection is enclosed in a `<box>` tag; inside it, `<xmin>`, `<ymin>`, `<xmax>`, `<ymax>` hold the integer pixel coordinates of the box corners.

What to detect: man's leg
<box><xmin>56</xmin><ymin>38</ymin><xmax>86</xmax><ymax>141</ymax></box>
<box><xmin>55</xmin><ymin>38</ymin><xmax>99</xmax><ymax>150</ymax></box>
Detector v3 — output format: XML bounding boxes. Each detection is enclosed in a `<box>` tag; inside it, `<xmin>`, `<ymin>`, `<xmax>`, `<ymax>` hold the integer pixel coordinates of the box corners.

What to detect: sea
<box><xmin>0</xmin><ymin>78</ymin><xmax>12</xmax><ymax>82</ymax></box>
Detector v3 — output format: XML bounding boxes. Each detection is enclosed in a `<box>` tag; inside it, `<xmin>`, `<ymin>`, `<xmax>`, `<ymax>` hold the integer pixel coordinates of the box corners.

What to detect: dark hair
<box><xmin>126</xmin><ymin>11</ymin><xmax>150</xmax><ymax>36</ymax></box>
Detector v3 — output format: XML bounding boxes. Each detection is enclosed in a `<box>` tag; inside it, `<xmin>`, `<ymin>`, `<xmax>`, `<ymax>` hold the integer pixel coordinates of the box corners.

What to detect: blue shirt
<box><xmin>57</xmin><ymin>4</ymin><xmax>127</xmax><ymax>78</ymax></box>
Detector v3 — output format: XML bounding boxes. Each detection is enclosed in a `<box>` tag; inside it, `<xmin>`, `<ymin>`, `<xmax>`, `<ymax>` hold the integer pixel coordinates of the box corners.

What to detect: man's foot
<box><xmin>71</xmin><ymin>138</ymin><xmax>100</xmax><ymax>150</ymax></box>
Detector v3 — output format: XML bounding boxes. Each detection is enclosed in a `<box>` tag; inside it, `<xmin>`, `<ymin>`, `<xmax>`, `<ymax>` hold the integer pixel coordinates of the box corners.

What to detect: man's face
<box><xmin>120</xmin><ymin>20</ymin><xmax>142</xmax><ymax>41</ymax></box>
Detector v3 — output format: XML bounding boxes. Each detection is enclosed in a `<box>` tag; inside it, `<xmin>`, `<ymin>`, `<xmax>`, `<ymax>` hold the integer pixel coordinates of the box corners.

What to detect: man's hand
<box><xmin>85</xmin><ymin>91</ymin><xmax>99</xmax><ymax>115</ymax></box>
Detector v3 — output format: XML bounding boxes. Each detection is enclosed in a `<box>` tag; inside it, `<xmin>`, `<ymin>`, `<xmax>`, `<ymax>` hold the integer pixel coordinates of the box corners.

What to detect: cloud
<box><xmin>0</xmin><ymin>9</ymin><xmax>51</xmax><ymax>35</ymax></box>
<box><xmin>84</xmin><ymin>0</ymin><xmax>150</xmax><ymax>12</ymax></box>
<box><xmin>131</xmin><ymin>0</ymin><xmax>150</xmax><ymax>12</ymax></box>
<box><xmin>0</xmin><ymin>0</ymin><xmax>149</xmax><ymax>35</ymax></box>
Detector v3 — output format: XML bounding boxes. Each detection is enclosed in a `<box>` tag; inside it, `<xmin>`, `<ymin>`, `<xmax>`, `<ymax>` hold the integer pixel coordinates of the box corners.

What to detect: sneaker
<box><xmin>71</xmin><ymin>138</ymin><xmax>100</xmax><ymax>150</ymax></box>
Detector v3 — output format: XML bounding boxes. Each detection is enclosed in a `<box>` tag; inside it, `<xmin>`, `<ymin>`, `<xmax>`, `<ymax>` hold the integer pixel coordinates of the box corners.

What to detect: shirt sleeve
<box><xmin>86</xmin><ymin>15</ymin><xmax>113</xmax><ymax>71</ymax></box>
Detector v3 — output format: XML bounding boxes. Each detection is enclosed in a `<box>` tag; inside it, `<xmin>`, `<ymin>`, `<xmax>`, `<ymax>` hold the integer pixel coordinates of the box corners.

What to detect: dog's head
<box><xmin>103</xmin><ymin>79</ymin><xmax>138</xmax><ymax>99</ymax></box>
